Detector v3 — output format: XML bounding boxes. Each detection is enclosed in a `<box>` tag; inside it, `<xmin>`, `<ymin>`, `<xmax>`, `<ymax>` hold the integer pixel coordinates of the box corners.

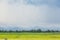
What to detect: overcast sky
<box><xmin>0</xmin><ymin>0</ymin><xmax>60</xmax><ymax>27</ymax></box>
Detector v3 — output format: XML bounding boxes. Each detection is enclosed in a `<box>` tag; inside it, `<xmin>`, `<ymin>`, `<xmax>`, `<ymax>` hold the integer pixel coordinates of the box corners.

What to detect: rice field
<box><xmin>0</xmin><ymin>32</ymin><xmax>60</xmax><ymax>40</ymax></box>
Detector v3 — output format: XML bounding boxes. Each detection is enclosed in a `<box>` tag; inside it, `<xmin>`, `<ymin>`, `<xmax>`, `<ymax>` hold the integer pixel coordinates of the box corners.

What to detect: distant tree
<box><xmin>50</xmin><ymin>30</ymin><xmax>53</xmax><ymax>32</ymax></box>
<box><xmin>46</xmin><ymin>30</ymin><xmax>51</xmax><ymax>32</ymax></box>
<box><xmin>37</xmin><ymin>29</ymin><xmax>42</xmax><ymax>32</ymax></box>
<box><xmin>9</xmin><ymin>30</ymin><xmax>13</xmax><ymax>32</ymax></box>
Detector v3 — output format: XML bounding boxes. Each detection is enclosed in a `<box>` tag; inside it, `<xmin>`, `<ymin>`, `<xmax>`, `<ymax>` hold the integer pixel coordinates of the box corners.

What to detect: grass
<box><xmin>0</xmin><ymin>32</ymin><xmax>60</xmax><ymax>40</ymax></box>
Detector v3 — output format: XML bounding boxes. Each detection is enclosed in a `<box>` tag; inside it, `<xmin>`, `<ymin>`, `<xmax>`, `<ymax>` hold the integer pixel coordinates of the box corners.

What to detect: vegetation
<box><xmin>0</xmin><ymin>29</ymin><xmax>59</xmax><ymax>40</ymax></box>
<box><xmin>0</xmin><ymin>29</ymin><xmax>59</xmax><ymax>33</ymax></box>
<box><xmin>0</xmin><ymin>32</ymin><xmax>60</xmax><ymax>40</ymax></box>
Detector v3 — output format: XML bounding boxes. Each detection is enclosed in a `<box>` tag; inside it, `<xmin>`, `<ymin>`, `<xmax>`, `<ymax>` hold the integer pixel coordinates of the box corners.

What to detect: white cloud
<box><xmin>0</xmin><ymin>0</ymin><xmax>8</xmax><ymax>23</ymax></box>
<box><xmin>7</xmin><ymin>4</ymin><xmax>48</xmax><ymax>26</ymax></box>
<box><xmin>0</xmin><ymin>0</ymin><xmax>60</xmax><ymax>27</ymax></box>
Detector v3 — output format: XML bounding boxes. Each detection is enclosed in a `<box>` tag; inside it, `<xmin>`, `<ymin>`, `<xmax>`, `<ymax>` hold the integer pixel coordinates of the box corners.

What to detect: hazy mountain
<box><xmin>0</xmin><ymin>23</ymin><xmax>60</xmax><ymax>31</ymax></box>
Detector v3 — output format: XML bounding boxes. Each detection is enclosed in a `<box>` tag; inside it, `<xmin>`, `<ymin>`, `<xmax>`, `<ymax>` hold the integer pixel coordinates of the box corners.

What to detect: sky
<box><xmin>0</xmin><ymin>0</ymin><xmax>60</xmax><ymax>29</ymax></box>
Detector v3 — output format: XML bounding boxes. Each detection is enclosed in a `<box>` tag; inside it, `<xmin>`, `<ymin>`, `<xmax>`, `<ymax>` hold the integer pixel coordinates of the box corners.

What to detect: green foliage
<box><xmin>0</xmin><ymin>29</ymin><xmax>59</xmax><ymax>33</ymax></box>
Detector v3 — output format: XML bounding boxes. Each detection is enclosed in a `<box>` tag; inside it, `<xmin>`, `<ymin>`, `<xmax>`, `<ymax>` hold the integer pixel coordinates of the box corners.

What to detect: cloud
<box><xmin>7</xmin><ymin>3</ymin><xmax>48</xmax><ymax>26</ymax></box>
<box><xmin>0</xmin><ymin>0</ymin><xmax>8</xmax><ymax>23</ymax></box>
<box><xmin>0</xmin><ymin>0</ymin><xmax>60</xmax><ymax>27</ymax></box>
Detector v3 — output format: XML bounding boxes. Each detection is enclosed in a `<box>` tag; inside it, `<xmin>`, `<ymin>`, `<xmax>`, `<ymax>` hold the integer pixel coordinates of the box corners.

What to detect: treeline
<box><xmin>0</xmin><ymin>29</ymin><xmax>60</xmax><ymax>33</ymax></box>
